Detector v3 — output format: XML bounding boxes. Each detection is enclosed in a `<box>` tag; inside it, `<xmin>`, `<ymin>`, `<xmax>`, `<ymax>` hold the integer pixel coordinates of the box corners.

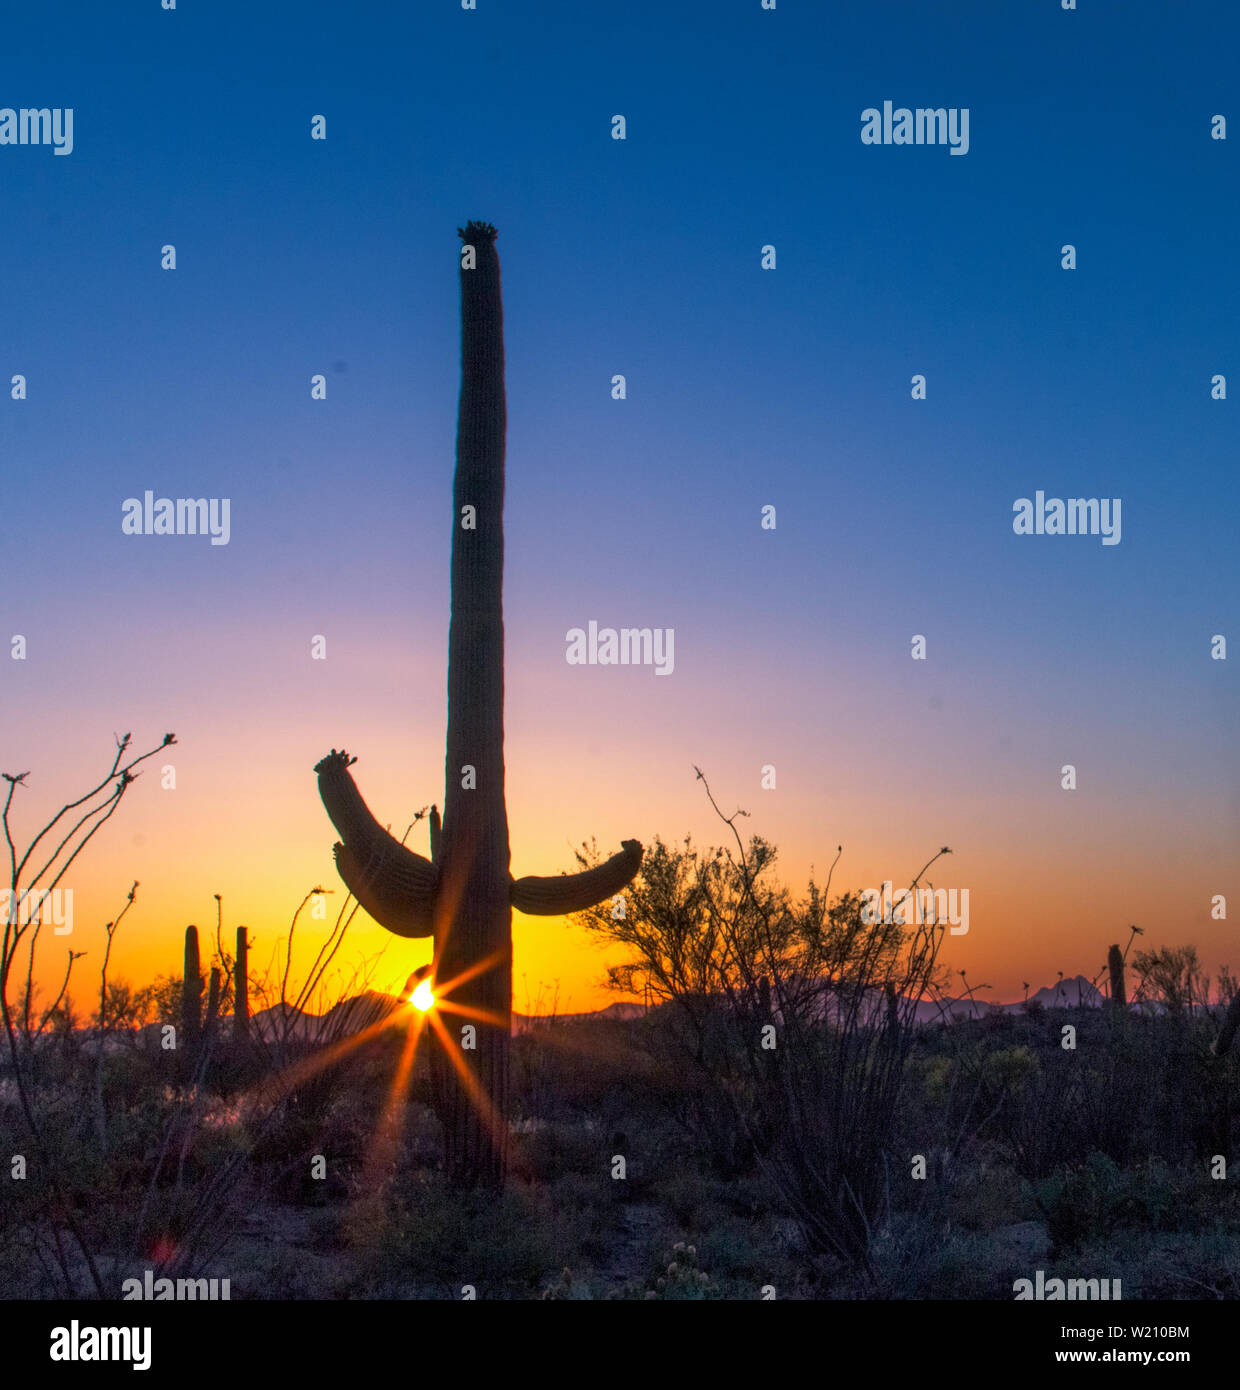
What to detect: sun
<box><xmin>410</xmin><ymin>978</ymin><xmax>435</xmax><ymax>1011</ymax></box>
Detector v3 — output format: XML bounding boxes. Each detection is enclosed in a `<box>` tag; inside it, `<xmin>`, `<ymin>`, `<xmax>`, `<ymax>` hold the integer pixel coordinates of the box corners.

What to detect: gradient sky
<box><xmin>2</xmin><ymin>0</ymin><xmax>1237</xmax><ymax>1015</ymax></box>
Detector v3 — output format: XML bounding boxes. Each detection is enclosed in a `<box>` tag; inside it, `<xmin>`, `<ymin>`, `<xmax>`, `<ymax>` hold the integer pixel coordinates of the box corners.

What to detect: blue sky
<box><xmin>2</xmin><ymin>0</ymin><xmax>1236</xmax><ymax>1003</ymax></box>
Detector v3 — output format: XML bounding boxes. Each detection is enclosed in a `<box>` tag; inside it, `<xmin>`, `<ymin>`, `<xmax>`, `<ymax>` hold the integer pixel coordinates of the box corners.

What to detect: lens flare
<box><xmin>410</xmin><ymin>978</ymin><xmax>435</xmax><ymax>1012</ymax></box>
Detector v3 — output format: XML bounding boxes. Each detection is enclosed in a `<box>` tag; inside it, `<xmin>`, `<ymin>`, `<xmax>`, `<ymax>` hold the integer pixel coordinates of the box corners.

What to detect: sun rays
<box><xmin>231</xmin><ymin>884</ymin><xmax>619</xmax><ymax>1212</ymax></box>
<box><xmin>234</xmin><ymin>938</ymin><xmax>520</xmax><ymax>1203</ymax></box>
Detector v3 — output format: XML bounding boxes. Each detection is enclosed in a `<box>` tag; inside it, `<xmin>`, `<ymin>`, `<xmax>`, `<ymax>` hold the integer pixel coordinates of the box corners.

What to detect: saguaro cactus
<box><xmin>181</xmin><ymin>924</ymin><xmax>202</xmax><ymax>1060</ymax></box>
<box><xmin>1107</xmin><ymin>943</ymin><xmax>1126</xmax><ymax>1008</ymax></box>
<box><xmin>234</xmin><ymin>926</ymin><xmax>249</xmax><ymax>1042</ymax></box>
<box><xmin>315</xmin><ymin>221</ymin><xmax>643</xmax><ymax>1186</ymax></box>
<box><xmin>204</xmin><ymin>967</ymin><xmax>221</xmax><ymax>1041</ymax></box>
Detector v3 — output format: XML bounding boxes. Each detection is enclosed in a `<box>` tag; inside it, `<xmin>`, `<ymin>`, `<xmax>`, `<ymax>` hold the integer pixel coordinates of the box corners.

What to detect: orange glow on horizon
<box><xmin>7</xmin><ymin>700</ymin><xmax>1232</xmax><ymax>1020</ymax></box>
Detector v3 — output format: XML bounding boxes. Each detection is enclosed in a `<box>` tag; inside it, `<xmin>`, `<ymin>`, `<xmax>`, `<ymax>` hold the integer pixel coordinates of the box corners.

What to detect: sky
<box><xmin>2</xmin><ymin>0</ymin><xmax>1237</xmax><ymax>1016</ymax></box>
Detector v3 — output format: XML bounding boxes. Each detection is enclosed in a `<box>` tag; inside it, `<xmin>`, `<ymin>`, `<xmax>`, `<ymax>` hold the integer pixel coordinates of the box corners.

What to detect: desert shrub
<box><xmin>518</xmin><ymin>1118</ymin><xmax>613</xmax><ymax>1182</ymax></box>
<box><xmin>1036</xmin><ymin>1152</ymin><xmax>1227</xmax><ymax>1256</ymax></box>
<box><xmin>693</xmin><ymin>1216</ymin><xmax>772</xmax><ymax>1282</ymax></box>
<box><xmin>512</xmin><ymin>1018</ymin><xmax>648</xmax><ymax>1121</ymax></box>
<box><xmin>574</xmin><ymin>819</ymin><xmax>954</xmax><ymax>1278</ymax></box>
<box><xmin>1041</xmin><ymin>1151</ymin><xmax>1128</xmax><ymax>1253</ymax></box>
<box><xmin>609</xmin><ymin>1240</ymin><xmax>722</xmax><ymax>1300</ymax></box>
<box><xmin>362</xmin><ymin>1177</ymin><xmax>589</xmax><ymax>1297</ymax></box>
<box><xmin>948</xmin><ymin>1160</ymin><xmax>1035</xmax><ymax>1232</ymax></box>
<box><xmin>865</xmin><ymin>1224</ymin><xmax>1013</xmax><ymax>1300</ymax></box>
<box><xmin>649</xmin><ymin>1170</ymin><xmax>732</xmax><ymax>1230</ymax></box>
<box><xmin>539</xmin><ymin>1266</ymin><xmax>595</xmax><ymax>1299</ymax></box>
<box><xmin>1078</xmin><ymin>1225</ymin><xmax>1240</xmax><ymax>1299</ymax></box>
<box><xmin>972</xmin><ymin>1039</ymin><xmax>1093</xmax><ymax>1180</ymax></box>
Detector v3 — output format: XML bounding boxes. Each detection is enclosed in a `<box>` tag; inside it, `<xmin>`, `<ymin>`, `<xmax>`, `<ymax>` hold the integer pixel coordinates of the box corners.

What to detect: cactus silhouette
<box><xmin>314</xmin><ymin>221</ymin><xmax>643</xmax><ymax>1186</ymax></box>
<box><xmin>204</xmin><ymin>966</ymin><xmax>221</xmax><ymax>1040</ymax></box>
<box><xmin>234</xmin><ymin>926</ymin><xmax>249</xmax><ymax>1042</ymax></box>
<box><xmin>1107</xmin><ymin>943</ymin><xmax>1126</xmax><ymax>1008</ymax></box>
<box><xmin>181</xmin><ymin>924</ymin><xmax>202</xmax><ymax>1066</ymax></box>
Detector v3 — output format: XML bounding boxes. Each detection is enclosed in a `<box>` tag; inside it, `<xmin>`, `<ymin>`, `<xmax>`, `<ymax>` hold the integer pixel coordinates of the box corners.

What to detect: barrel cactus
<box><xmin>314</xmin><ymin>221</ymin><xmax>642</xmax><ymax>1186</ymax></box>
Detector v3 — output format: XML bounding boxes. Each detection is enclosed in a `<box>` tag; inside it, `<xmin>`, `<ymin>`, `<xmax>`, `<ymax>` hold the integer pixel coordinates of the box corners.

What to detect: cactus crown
<box><xmin>457</xmin><ymin>220</ymin><xmax>498</xmax><ymax>242</ymax></box>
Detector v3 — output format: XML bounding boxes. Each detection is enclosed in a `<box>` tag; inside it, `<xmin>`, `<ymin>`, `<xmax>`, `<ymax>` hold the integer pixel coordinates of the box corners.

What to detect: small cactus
<box><xmin>648</xmin><ymin>1244</ymin><xmax>718</xmax><ymax>1299</ymax></box>
<box><xmin>234</xmin><ymin>926</ymin><xmax>249</xmax><ymax>1041</ymax></box>
<box><xmin>181</xmin><ymin>924</ymin><xmax>203</xmax><ymax>1055</ymax></box>
<box><xmin>204</xmin><ymin>967</ymin><xmax>221</xmax><ymax>1038</ymax></box>
<box><xmin>1107</xmin><ymin>943</ymin><xmax>1126</xmax><ymax>1008</ymax></box>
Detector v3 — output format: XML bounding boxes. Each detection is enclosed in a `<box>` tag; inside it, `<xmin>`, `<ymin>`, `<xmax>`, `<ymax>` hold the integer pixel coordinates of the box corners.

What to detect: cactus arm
<box><xmin>315</xmin><ymin>748</ymin><xmax>438</xmax><ymax>937</ymax></box>
<box><xmin>333</xmin><ymin>840</ymin><xmax>437</xmax><ymax>938</ymax></box>
<box><xmin>511</xmin><ymin>839</ymin><xmax>643</xmax><ymax>916</ymax></box>
<box><xmin>315</xmin><ymin>750</ymin><xmax>405</xmax><ymax>847</ymax></box>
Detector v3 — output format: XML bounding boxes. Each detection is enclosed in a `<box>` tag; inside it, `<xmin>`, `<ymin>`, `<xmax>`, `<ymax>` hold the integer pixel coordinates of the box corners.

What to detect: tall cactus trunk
<box><xmin>181</xmin><ymin>924</ymin><xmax>202</xmax><ymax>1071</ymax></box>
<box><xmin>234</xmin><ymin>926</ymin><xmax>249</xmax><ymax>1042</ymax></box>
<box><xmin>431</xmin><ymin>221</ymin><xmax>512</xmax><ymax>1188</ymax></box>
<box><xmin>313</xmin><ymin>221</ymin><xmax>644</xmax><ymax>1192</ymax></box>
<box><xmin>1107</xmin><ymin>943</ymin><xmax>1126</xmax><ymax>1008</ymax></box>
